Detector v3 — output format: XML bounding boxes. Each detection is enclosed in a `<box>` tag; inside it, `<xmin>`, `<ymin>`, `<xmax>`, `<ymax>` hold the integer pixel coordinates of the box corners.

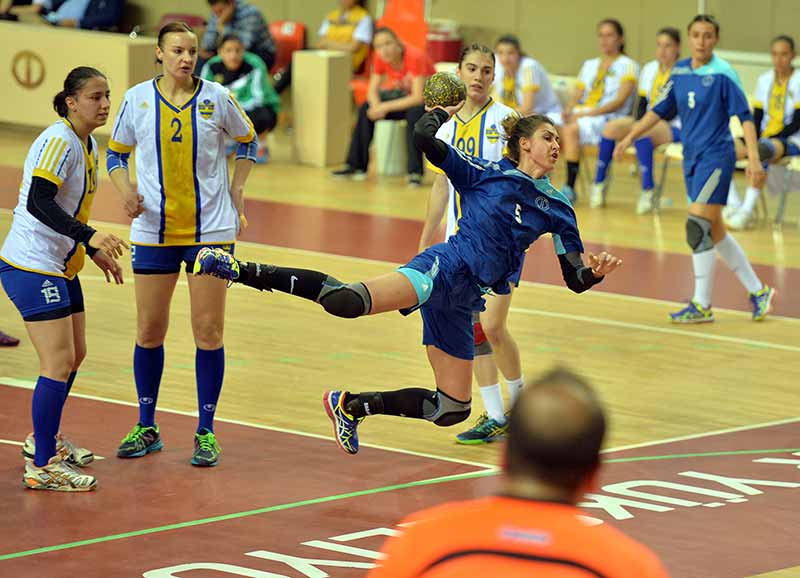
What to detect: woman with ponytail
<box><xmin>193</xmin><ymin>105</ymin><xmax>622</xmax><ymax>457</ymax></box>
<box><xmin>0</xmin><ymin>66</ymin><xmax>127</xmax><ymax>491</ymax></box>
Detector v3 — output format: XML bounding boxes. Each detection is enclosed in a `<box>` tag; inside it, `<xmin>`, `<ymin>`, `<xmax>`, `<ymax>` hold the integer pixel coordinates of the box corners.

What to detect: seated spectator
<box><xmin>560</xmin><ymin>18</ymin><xmax>639</xmax><ymax>203</ymax></box>
<box><xmin>200</xmin><ymin>0</ymin><xmax>276</xmax><ymax>73</ymax></box>
<box><xmin>0</xmin><ymin>329</ymin><xmax>20</xmax><ymax>347</ymax></box>
<box><xmin>2</xmin><ymin>0</ymin><xmax>123</xmax><ymax>28</ymax></box>
<box><xmin>274</xmin><ymin>0</ymin><xmax>373</xmax><ymax>94</ymax></box>
<box><xmin>727</xmin><ymin>34</ymin><xmax>800</xmax><ymax>229</ymax></box>
<box><xmin>0</xmin><ymin>0</ymin><xmax>45</xmax><ymax>20</ymax></box>
<box><xmin>331</xmin><ymin>27</ymin><xmax>434</xmax><ymax>186</ymax></box>
<box><xmin>368</xmin><ymin>367</ymin><xmax>669</xmax><ymax>578</ymax></box>
<box><xmin>493</xmin><ymin>34</ymin><xmax>562</xmax><ymax>118</ymax></box>
<box><xmin>201</xmin><ymin>33</ymin><xmax>281</xmax><ymax>164</ymax></box>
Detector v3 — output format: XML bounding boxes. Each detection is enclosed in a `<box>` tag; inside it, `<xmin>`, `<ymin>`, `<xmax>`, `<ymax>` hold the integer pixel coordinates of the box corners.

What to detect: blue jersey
<box><xmin>652</xmin><ymin>55</ymin><xmax>752</xmax><ymax>169</ymax></box>
<box><xmin>437</xmin><ymin>146</ymin><xmax>584</xmax><ymax>293</ymax></box>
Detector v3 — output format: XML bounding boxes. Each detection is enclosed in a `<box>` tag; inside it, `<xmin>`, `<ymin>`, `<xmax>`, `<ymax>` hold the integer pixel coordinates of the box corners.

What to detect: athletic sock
<box><xmin>567</xmin><ymin>161</ymin><xmax>580</xmax><ymax>188</ymax></box>
<box><xmin>691</xmin><ymin>249</ymin><xmax>716</xmax><ymax>309</ymax></box>
<box><xmin>595</xmin><ymin>137</ymin><xmax>615</xmax><ymax>184</ymax></box>
<box><xmin>345</xmin><ymin>389</ymin><xmax>435</xmax><ymax>419</ymax></box>
<box><xmin>134</xmin><ymin>344</ymin><xmax>164</xmax><ymax>427</ymax></box>
<box><xmin>238</xmin><ymin>263</ymin><xmax>329</xmax><ymax>300</ymax></box>
<box><xmin>715</xmin><ymin>234</ymin><xmax>763</xmax><ymax>293</ymax></box>
<box><xmin>478</xmin><ymin>383</ymin><xmax>506</xmax><ymax>423</ymax></box>
<box><xmin>740</xmin><ymin>186</ymin><xmax>761</xmax><ymax>215</ymax></box>
<box><xmin>196</xmin><ymin>347</ymin><xmax>225</xmax><ymax>433</ymax></box>
<box><xmin>727</xmin><ymin>180</ymin><xmax>742</xmax><ymax>209</ymax></box>
<box><xmin>634</xmin><ymin>137</ymin><xmax>655</xmax><ymax>190</ymax></box>
<box><xmin>32</xmin><ymin>376</ymin><xmax>67</xmax><ymax>466</ymax></box>
<box><xmin>506</xmin><ymin>376</ymin><xmax>525</xmax><ymax>406</ymax></box>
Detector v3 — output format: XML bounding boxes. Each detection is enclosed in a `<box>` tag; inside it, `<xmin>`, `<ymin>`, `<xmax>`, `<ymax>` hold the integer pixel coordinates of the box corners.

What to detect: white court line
<box><xmin>0</xmin><ymin>437</ymin><xmax>106</xmax><ymax>460</ymax></box>
<box><xmin>3</xmin><ymin>379</ymin><xmax>798</xmax><ymax>472</ymax></box>
<box><xmin>510</xmin><ymin>306</ymin><xmax>800</xmax><ymax>353</ymax></box>
<box><xmin>0</xmin><ymin>378</ymin><xmax>494</xmax><ymax>470</ymax></box>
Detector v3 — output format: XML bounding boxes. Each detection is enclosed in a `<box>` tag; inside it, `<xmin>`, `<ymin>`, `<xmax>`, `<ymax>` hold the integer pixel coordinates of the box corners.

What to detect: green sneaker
<box><xmin>749</xmin><ymin>285</ymin><xmax>775</xmax><ymax>321</ymax></box>
<box><xmin>669</xmin><ymin>300</ymin><xmax>714</xmax><ymax>324</ymax></box>
<box><xmin>455</xmin><ymin>412</ymin><xmax>509</xmax><ymax>445</ymax></box>
<box><xmin>117</xmin><ymin>423</ymin><xmax>163</xmax><ymax>458</ymax></box>
<box><xmin>192</xmin><ymin>429</ymin><xmax>221</xmax><ymax>467</ymax></box>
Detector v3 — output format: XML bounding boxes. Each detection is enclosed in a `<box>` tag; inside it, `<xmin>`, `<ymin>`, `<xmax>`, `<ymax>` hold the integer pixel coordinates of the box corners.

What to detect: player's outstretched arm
<box><xmin>558</xmin><ymin>251</ymin><xmax>622</xmax><ymax>293</ymax></box>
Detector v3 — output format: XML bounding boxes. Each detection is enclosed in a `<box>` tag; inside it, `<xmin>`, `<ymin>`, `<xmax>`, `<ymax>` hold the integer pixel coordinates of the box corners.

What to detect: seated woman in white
<box><xmin>492</xmin><ymin>34</ymin><xmax>562</xmax><ymax>118</ymax></box>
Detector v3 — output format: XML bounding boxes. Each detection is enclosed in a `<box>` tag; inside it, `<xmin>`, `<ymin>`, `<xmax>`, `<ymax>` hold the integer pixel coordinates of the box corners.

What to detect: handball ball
<box><xmin>423</xmin><ymin>72</ymin><xmax>466</xmax><ymax>108</ymax></box>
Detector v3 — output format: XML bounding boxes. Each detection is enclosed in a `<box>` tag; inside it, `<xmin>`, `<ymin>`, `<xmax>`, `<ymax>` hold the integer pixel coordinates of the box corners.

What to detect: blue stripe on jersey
<box><xmin>112</xmin><ymin>100</ymin><xmax>128</xmax><ymax>141</ymax></box>
<box><xmin>154</xmin><ymin>90</ymin><xmax>166</xmax><ymax>244</ymax></box>
<box><xmin>478</xmin><ymin>112</ymin><xmax>487</xmax><ymax>159</ymax></box>
<box><xmin>191</xmin><ymin>103</ymin><xmax>201</xmax><ymax>242</ymax></box>
<box><xmin>33</xmin><ymin>139</ymin><xmax>48</xmax><ymax>167</ymax></box>
<box><xmin>55</xmin><ymin>148</ymin><xmax>71</xmax><ymax>176</ymax></box>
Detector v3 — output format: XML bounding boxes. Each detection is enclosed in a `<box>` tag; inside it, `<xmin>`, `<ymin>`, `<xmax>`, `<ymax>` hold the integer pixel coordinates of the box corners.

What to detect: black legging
<box><xmin>246</xmin><ymin>106</ymin><xmax>278</xmax><ymax>135</ymax></box>
<box><xmin>345</xmin><ymin>102</ymin><xmax>426</xmax><ymax>175</ymax></box>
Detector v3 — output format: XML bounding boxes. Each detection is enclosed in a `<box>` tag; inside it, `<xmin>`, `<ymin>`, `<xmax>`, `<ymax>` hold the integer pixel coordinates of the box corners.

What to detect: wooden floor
<box><xmin>1</xmin><ymin>123</ymin><xmax>799</xmax><ymax>577</ymax></box>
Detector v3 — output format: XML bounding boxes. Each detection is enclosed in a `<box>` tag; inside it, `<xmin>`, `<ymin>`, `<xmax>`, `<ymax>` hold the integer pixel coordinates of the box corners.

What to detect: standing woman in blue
<box><xmin>107</xmin><ymin>22</ymin><xmax>258</xmax><ymax>467</ymax></box>
<box><xmin>0</xmin><ymin>66</ymin><xmax>127</xmax><ymax>490</ymax></box>
<box><xmin>195</xmin><ymin>108</ymin><xmax>623</xmax><ymax>455</ymax></box>
<box><xmin>616</xmin><ymin>15</ymin><xmax>775</xmax><ymax>323</ymax></box>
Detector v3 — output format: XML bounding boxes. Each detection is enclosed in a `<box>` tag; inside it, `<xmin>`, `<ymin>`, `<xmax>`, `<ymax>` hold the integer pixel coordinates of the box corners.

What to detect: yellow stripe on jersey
<box><xmin>584</xmin><ymin>68</ymin><xmax>607</xmax><ymax>107</ymax></box>
<box><xmin>764</xmin><ymin>80</ymin><xmax>789</xmax><ymax>137</ymax></box>
<box><xmin>32</xmin><ymin>167</ymin><xmax>63</xmax><ymax>186</ymax></box>
<box><xmin>158</xmin><ymin>100</ymin><xmax>198</xmax><ymax>244</ymax></box>
<box><xmin>64</xmin><ymin>141</ymin><xmax>97</xmax><ymax>278</ymax></box>
<box><xmin>108</xmin><ymin>139</ymin><xmax>134</xmax><ymax>153</ymax></box>
<box><xmin>453</xmin><ymin>191</ymin><xmax>462</xmax><ymax>235</ymax></box>
<box><xmin>501</xmin><ymin>75</ymin><xmax>518</xmax><ymax>108</ymax></box>
<box><xmin>229</xmin><ymin>94</ymin><xmax>256</xmax><ymax>142</ymax></box>
<box><xmin>649</xmin><ymin>66</ymin><xmax>672</xmax><ymax>106</ymax></box>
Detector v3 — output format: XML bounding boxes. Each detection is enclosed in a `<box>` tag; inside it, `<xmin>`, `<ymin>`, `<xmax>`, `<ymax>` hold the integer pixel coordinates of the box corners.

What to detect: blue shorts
<box><xmin>671</xmin><ymin>126</ymin><xmax>681</xmax><ymax>144</ymax></box>
<box><xmin>508</xmin><ymin>254</ymin><xmax>526</xmax><ymax>286</ymax></box>
<box><xmin>132</xmin><ymin>243</ymin><xmax>234</xmax><ymax>274</ymax></box>
<box><xmin>786</xmin><ymin>142</ymin><xmax>800</xmax><ymax>156</ymax></box>
<box><xmin>399</xmin><ymin>244</ymin><xmax>485</xmax><ymax>360</ymax></box>
<box><xmin>0</xmin><ymin>262</ymin><xmax>84</xmax><ymax>322</ymax></box>
<box><xmin>684</xmin><ymin>154</ymin><xmax>734</xmax><ymax>205</ymax></box>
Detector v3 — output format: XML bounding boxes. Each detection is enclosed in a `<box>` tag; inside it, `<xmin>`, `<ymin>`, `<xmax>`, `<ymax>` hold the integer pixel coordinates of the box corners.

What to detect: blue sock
<box><xmin>634</xmin><ymin>137</ymin><xmax>655</xmax><ymax>190</ymax></box>
<box><xmin>134</xmin><ymin>344</ymin><xmax>164</xmax><ymax>427</ymax></box>
<box><xmin>196</xmin><ymin>347</ymin><xmax>225</xmax><ymax>433</ymax></box>
<box><xmin>65</xmin><ymin>371</ymin><xmax>77</xmax><ymax>397</ymax></box>
<box><xmin>32</xmin><ymin>376</ymin><xmax>67</xmax><ymax>466</ymax></box>
<box><xmin>595</xmin><ymin>136</ymin><xmax>615</xmax><ymax>184</ymax></box>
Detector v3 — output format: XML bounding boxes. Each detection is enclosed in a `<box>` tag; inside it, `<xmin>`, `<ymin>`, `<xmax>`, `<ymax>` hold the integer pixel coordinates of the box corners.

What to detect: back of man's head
<box><xmin>506</xmin><ymin>367</ymin><xmax>606</xmax><ymax>495</ymax></box>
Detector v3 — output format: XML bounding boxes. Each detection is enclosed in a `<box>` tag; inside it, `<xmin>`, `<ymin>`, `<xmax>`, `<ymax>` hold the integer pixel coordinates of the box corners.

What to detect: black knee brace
<box><xmin>318</xmin><ymin>282</ymin><xmax>372</xmax><ymax>318</ymax></box>
<box><xmin>422</xmin><ymin>390</ymin><xmax>471</xmax><ymax>426</ymax></box>
<box><xmin>686</xmin><ymin>215</ymin><xmax>713</xmax><ymax>253</ymax></box>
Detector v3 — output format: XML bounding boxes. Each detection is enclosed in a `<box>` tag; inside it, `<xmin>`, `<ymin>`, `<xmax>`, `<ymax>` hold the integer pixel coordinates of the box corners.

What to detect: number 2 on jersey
<box><xmin>171</xmin><ymin>117</ymin><xmax>183</xmax><ymax>142</ymax></box>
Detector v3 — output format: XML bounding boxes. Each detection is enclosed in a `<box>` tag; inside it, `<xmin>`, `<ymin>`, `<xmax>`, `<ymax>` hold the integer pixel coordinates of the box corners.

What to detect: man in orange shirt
<box><xmin>369</xmin><ymin>367</ymin><xmax>669</xmax><ymax>578</ymax></box>
<box><xmin>332</xmin><ymin>26</ymin><xmax>435</xmax><ymax>186</ymax></box>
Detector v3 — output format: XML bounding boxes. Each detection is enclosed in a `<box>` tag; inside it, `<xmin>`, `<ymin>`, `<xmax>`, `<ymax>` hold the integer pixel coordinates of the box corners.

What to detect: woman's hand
<box><xmin>746</xmin><ymin>159</ymin><xmax>766</xmax><ymax>189</ymax></box>
<box><xmin>121</xmin><ymin>190</ymin><xmax>144</xmax><ymax>219</ymax></box>
<box><xmin>426</xmin><ymin>99</ymin><xmax>465</xmax><ymax>120</ymax></box>
<box><xmin>613</xmin><ymin>136</ymin><xmax>633</xmax><ymax>161</ymax></box>
<box><xmin>91</xmin><ymin>249</ymin><xmax>124</xmax><ymax>284</ymax></box>
<box><xmin>586</xmin><ymin>251</ymin><xmax>623</xmax><ymax>278</ymax></box>
<box><xmin>88</xmin><ymin>231</ymin><xmax>128</xmax><ymax>259</ymax></box>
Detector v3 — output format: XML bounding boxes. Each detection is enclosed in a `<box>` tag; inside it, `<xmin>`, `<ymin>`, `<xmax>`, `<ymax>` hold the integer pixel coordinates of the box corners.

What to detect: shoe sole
<box><xmin>753</xmin><ymin>288</ymin><xmax>776</xmax><ymax>321</ymax></box>
<box><xmin>455</xmin><ymin>434</ymin><xmax>505</xmax><ymax>445</ymax></box>
<box><xmin>23</xmin><ymin>477</ymin><xmax>97</xmax><ymax>491</ymax></box>
<box><xmin>117</xmin><ymin>439</ymin><xmax>164</xmax><ymax>458</ymax></box>
<box><xmin>191</xmin><ymin>456</ymin><xmax>219</xmax><ymax>467</ymax></box>
<box><xmin>22</xmin><ymin>448</ymin><xmax>94</xmax><ymax>467</ymax></box>
<box><xmin>322</xmin><ymin>391</ymin><xmax>357</xmax><ymax>455</ymax></box>
<box><xmin>670</xmin><ymin>317</ymin><xmax>714</xmax><ymax>324</ymax></box>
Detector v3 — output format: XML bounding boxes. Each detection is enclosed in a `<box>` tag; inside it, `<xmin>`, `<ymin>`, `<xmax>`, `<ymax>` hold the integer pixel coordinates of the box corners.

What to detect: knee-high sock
<box><xmin>479</xmin><ymin>384</ymin><xmax>506</xmax><ymax>423</ymax></box>
<box><xmin>134</xmin><ymin>344</ymin><xmax>164</xmax><ymax>427</ymax></box>
<box><xmin>594</xmin><ymin>137</ymin><xmax>615</xmax><ymax>184</ymax></box>
<box><xmin>237</xmin><ymin>263</ymin><xmax>328</xmax><ymax>301</ymax></box>
<box><xmin>566</xmin><ymin>161</ymin><xmax>580</xmax><ymax>188</ymax></box>
<box><xmin>715</xmin><ymin>234</ymin><xmax>763</xmax><ymax>293</ymax></box>
<box><xmin>740</xmin><ymin>187</ymin><xmax>761</xmax><ymax>214</ymax></box>
<box><xmin>196</xmin><ymin>346</ymin><xmax>225</xmax><ymax>433</ymax></box>
<box><xmin>345</xmin><ymin>389</ymin><xmax>436</xmax><ymax>419</ymax></box>
<box><xmin>32</xmin><ymin>376</ymin><xmax>67</xmax><ymax>466</ymax></box>
<box><xmin>634</xmin><ymin>137</ymin><xmax>655</xmax><ymax>191</ymax></box>
<box><xmin>692</xmin><ymin>249</ymin><xmax>716</xmax><ymax>309</ymax></box>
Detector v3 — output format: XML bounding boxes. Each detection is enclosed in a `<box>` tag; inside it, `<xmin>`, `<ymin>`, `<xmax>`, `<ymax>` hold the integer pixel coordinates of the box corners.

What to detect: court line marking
<box><xmin>2</xmin><ymin>443</ymin><xmax>798</xmax><ymax>561</ymax></box>
<box><xmin>0</xmin><ymin>379</ymin><xmax>495</xmax><ymax>470</ymax></box>
<box><xmin>0</xmin><ymin>438</ymin><xmax>105</xmax><ymax>460</ymax></box>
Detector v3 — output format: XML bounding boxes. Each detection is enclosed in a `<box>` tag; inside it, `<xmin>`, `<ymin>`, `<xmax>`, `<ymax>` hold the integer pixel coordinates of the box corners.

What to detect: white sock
<box><xmin>692</xmin><ymin>249</ymin><xmax>716</xmax><ymax>309</ymax></box>
<box><xmin>506</xmin><ymin>377</ymin><xmax>524</xmax><ymax>407</ymax></box>
<box><xmin>740</xmin><ymin>186</ymin><xmax>760</xmax><ymax>215</ymax></box>
<box><xmin>727</xmin><ymin>180</ymin><xmax>742</xmax><ymax>209</ymax></box>
<box><xmin>479</xmin><ymin>384</ymin><xmax>506</xmax><ymax>423</ymax></box>
<box><xmin>715</xmin><ymin>234</ymin><xmax>763</xmax><ymax>294</ymax></box>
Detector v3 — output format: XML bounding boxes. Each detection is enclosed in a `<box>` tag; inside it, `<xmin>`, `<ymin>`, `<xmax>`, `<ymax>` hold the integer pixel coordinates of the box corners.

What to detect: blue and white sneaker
<box><xmin>193</xmin><ymin>247</ymin><xmax>240</xmax><ymax>282</ymax></box>
<box><xmin>749</xmin><ymin>285</ymin><xmax>775</xmax><ymax>321</ymax></box>
<box><xmin>455</xmin><ymin>413</ymin><xmax>509</xmax><ymax>445</ymax></box>
<box><xmin>562</xmin><ymin>185</ymin><xmax>577</xmax><ymax>204</ymax></box>
<box><xmin>323</xmin><ymin>390</ymin><xmax>364</xmax><ymax>455</ymax></box>
<box><xmin>670</xmin><ymin>300</ymin><xmax>714</xmax><ymax>324</ymax></box>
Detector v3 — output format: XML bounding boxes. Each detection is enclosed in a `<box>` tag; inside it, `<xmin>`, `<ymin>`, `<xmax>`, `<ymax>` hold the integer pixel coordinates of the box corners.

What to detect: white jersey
<box><xmin>427</xmin><ymin>99</ymin><xmax>517</xmax><ymax>238</ymax></box>
<box><xmin>1</xmin><ymin>119</ymin><xmax>98</xmax><ymax>279</ymax></box>
<box><xmin>638</xmin><ymin>59</ymin><xmax>680</xmax><ymax>129</ymax></box>
<box><xmin>493</xmin><ymin>56</ymin><xmax>562</xmax><ymax>116</ymax></box>
<box><xmin>753</xmin><ymin>69</ymin><xmax>800</xmax><ymax>143</ymax></box>
<box><xmin>577</xmin><ymin>55</ymin><xmax>639</xmax><ymax>117</ymax></box>
<box><xmin>108</xmin><ymin>77</ymin><xmax>255</xmax><ymax>245</ymax></box>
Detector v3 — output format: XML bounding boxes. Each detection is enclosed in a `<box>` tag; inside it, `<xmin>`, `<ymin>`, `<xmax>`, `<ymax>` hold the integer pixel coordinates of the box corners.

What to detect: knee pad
<box><xmin>473</xmin><ymin>318</ymin><xmax>493</xmax><ymax>356</ymax></box>
<box><xmin>318</xmin><ymin>281</ymin><xmax>372</xmax><ymax>318</ymax></box>
<box><xmin>758</xmin><ymin>139</ymin><xmax>776</xmax><ymax>163</ymax></box>
<box><xmin>422</xmin><ymin>390</ymin><xmax>471</xmax><ymax>427</ymax></box>
<box><xmin>686</xmin><ymin>215</ymin><xmax>713</xmax><ymax>253</ymax></box>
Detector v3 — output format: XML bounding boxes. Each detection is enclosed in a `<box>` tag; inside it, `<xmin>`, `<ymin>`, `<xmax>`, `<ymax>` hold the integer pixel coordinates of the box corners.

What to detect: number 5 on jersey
<box><xmin>514</xmin><ymin>203</ymin><xmax>522</xmax><ymax>224</ymax></box>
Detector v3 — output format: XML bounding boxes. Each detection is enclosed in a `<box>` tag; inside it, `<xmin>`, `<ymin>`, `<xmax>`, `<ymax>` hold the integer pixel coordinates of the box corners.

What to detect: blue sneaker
<box><xmin>749</xmin><ymin>285</ymin><xmax>775</xmax><ymax>321</ymax></box>
<box><xmin>323</xmin><ymin>390</ymin><xmax>364</xmax><ymax>455</ymax></box>
<box><xmin>193</xmin><ymin>247</ymin><xmax>240</xmax><ymax>282</ymax></box>
<box><xmin>455</xmin><ymin>413</ymin><xmax>509</xmax><ymax>445</ymax></box>
<box><xmin>670</xmin><ymin>300</ymin><xmax>714</xmax><ymax>323</ymax></box>
<box><xmin>562</xmin><ymin>185</ymin><xmax>577</xmax><ymax>204</ymax></box>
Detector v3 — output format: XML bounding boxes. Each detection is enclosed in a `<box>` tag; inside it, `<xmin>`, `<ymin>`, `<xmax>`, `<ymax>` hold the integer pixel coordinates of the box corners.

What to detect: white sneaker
<box><xmin>23</xmin><ymin>454</ymin><xmax>96</xmax><ymax>491</ymax></box>
<box><xmin>636</xmin><ymin>189</ymin><xmax>655</xmax><ymax>215</ymax></box>
<box><xmin>722</xmin><ymin>204</ymin><xmax>740</xmax><ymax>222</ymax></box>
<box><xmin>725</xmin><ymin>209</ymin><xmax>754</xmax><ymax>230</ymax></box>
<box><xmin>22</xmin><ymin>432</ymin><xmax>94</xmax><ymax>467</ymax></box>
<box><xmin>589</xmin><ymin>182</ymin><xmax>606</xmax><ymax>208</ymax></box>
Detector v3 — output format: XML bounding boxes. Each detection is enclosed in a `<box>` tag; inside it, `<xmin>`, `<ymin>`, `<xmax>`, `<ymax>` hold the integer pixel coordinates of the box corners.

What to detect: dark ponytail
<box><xmin>53</xmin><ymin>66</ymin><xmax>106</xmax><ymax>118</ymax></box>
<box><xmin>501</xmin><ymin>113</ymin><xmax>554</xmax><ymax>163</ymax></box>
<box><xmin>599</xmin><ymin>18</ymin><xmax>626</xmax><ymax>54</ymax></box>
